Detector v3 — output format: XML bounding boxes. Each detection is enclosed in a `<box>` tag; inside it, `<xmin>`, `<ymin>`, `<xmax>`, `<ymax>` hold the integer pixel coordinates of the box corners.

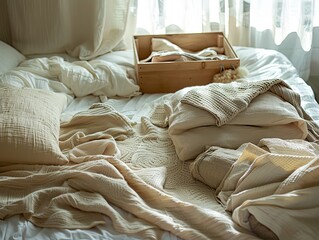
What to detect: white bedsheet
<box><xmin>1</xmin><ymin>47</ymin><xmax>319</xmax><ymax>240</ymax></box>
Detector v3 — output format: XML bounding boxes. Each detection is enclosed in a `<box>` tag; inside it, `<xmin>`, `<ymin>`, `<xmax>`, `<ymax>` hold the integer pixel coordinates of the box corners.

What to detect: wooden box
<box><xmin>133</xmin><ymin>32</ymin><xmax>240</xmax><ymax>93</ymax></box>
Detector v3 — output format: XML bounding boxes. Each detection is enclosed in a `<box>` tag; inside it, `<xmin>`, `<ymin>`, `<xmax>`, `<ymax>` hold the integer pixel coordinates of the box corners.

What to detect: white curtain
<box><xmin>136</xmin><ymin>0</ymin><xmax>319</xmax><ymax>81</ymax></box>
<box><xmin>0</xmin><ymin>0</ymin><xmax>137</xmax><ymax>60</ymax></box>
<box><xmin>0</xmin><ymin>0</ymin><xmax>317</xmax><ymax>80</ymax></box>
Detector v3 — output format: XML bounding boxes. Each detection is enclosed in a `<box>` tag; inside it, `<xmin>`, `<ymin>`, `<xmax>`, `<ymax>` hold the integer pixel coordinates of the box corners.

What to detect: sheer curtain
<box><xmin>0</xmin><ymin>0</ymin><xmax>136</xmax><ymax>60</ymax></box>
<box><xmin>136</xmin><ymin>0</ymin><xmax>319</xmax><ymax>81</ymax></box>
<box><xmin>0</xmin><ymin>0</ymin><xmax>317</xmax><ymax>79</ymax></box>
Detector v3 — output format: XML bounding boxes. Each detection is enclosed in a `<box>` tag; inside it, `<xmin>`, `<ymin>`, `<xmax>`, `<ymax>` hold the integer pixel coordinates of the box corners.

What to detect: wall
<box><xmin>308</xmin><ymin>27</ymin><xmax>319</xmax><ymax>101</ymax></box>
<box><xmin>310</xmin><ymin>27</ymin><xmax>319</xmax><ymax>77</ymax></box>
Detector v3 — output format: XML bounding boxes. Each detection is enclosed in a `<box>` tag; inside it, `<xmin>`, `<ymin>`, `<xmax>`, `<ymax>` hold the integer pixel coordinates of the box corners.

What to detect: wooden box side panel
<box><xmin>138</xmin><ymin>68</ymin><xmax>221</xmax><ymax>93</ymax></box>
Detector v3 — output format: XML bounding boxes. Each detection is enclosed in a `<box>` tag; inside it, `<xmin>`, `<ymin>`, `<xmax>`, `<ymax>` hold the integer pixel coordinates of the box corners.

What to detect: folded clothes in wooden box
<box><xmin>133</xmin><ymin>32</ymin><xmax>240</xmax><ymax>93</ymax></box>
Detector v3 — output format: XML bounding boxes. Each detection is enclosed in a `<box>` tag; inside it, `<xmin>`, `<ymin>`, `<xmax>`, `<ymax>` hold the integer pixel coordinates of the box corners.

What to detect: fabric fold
<box><xmin>0</xmin><ymin>103</ymin><xmax>257</xmax><ymax>240</ymax></box>
<box><xmin>153</xmin><ymin>79</ymin><xmax>313</xmax><ymax>161</ymax></box>
<box><xmin>215</xmin><ymin>138</ymin><xmax>319</xmax><ymax>240</ymax></box>
<box><xmin>0</xmin><ymin>56</ymin><xmax>140</xmax><ymax>98</ymax></box>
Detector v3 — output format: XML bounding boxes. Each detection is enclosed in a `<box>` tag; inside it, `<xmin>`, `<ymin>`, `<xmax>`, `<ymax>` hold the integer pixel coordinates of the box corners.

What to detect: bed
<box><xmin>0</xmin><ymin>40</ymin><xmax>319</xmax><ymax>240</ymax></box>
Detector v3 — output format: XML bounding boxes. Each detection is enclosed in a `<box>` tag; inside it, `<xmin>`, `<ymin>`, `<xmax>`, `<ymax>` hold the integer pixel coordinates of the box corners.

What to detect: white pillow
<box><xmin>0</xmin><ymin>41</ymin><xmax>25</xmax><ymax>74</ymax></box>
<box><xmin>0</xmin><ymin>87</ymin><xmax>69</xmax><ymax>165</ymax></box>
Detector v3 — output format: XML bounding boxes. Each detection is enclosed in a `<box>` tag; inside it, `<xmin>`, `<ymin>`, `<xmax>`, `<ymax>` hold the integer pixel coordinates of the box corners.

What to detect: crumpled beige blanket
<box><xmin>0</xmin><ymin>103</ymin><xmax>257</xmax><ymax>240</ymax></box>
<box><xmin>151</xmin><ymin>79</ymin><xmax>317</xmax><ymax>161</ymax></box>
<box><xmin>215</xmin><ymin>138</ymin><xmax>319</xmax><ymax>240</ymax></box>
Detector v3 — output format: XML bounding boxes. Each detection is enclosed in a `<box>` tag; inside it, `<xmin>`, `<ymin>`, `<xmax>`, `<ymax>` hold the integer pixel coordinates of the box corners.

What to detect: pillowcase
<box><xmin>0</xmin><ymin>87</ymin><xmax>69</xmax><ymax>165</ymax></box>
<box><xmin>0</xmin><ymin>41</ymin><xmax>25</xmax><ymax>75</ymax></box>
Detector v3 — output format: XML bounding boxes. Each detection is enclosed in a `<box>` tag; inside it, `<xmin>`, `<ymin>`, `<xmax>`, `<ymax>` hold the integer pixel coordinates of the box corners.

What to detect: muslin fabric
<box><xmin>0</xmin><ymin>87</ymin><xmax>68</xmax><ymax>165</ymax></box>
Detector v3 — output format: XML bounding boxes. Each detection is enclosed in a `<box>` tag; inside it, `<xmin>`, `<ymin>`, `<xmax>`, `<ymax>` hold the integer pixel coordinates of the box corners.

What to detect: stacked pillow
<box><xmin>0</xmin><ymin>41</ymin><xmax>25</xmax><ymax>74</ymax></box>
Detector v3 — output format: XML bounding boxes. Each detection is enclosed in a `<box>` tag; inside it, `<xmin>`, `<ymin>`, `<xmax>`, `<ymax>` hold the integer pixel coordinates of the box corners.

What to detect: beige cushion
<box><xmin>0</xmin><ymin>87</ymin><xmax>68</xmax><ymax>165</ymax></box>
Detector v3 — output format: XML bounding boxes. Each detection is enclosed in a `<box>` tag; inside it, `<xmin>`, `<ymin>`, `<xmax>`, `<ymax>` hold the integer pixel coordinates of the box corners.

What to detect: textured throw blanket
<box><xmin>0</xmin><ymin>104</ymin><xmax>257</xmax><ymax>240</ymax></box>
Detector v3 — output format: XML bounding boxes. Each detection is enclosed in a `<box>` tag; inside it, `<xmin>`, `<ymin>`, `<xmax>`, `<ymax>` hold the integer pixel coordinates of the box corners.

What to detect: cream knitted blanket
<box><xmin>181</xmin><ymin>79</ymin><xmax>282</xmax><ymax>126</ymax></box>
<box><xmin>0</xmin><ymin>104</ymin><xmax>256</xmax><ymax>240</ymax></box>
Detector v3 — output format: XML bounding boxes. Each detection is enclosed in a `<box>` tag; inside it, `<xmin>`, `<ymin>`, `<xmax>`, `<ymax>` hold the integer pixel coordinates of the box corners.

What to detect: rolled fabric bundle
<box><xmin>190</xmin><ymin>145</ymin><xmax>246</xmax><ymax>189</ymax></box>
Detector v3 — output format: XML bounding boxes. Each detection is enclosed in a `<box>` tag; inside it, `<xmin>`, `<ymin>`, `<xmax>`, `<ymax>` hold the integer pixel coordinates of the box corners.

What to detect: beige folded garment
<box><xmin>190</xmin><ymin>145</ymin><xmax>246</xmax><ymax>189</ymax></box>
<box><xmin>150</xmin><ymin>79</ymin><xmax>319</xmax><ymax>161</ymax></box>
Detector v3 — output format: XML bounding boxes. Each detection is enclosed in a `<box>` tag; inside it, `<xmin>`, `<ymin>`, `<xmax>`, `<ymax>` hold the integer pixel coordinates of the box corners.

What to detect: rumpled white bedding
<box><xmin>0</xmin><ymin>53</ymin><xmax>140</xmax><ymax>99</ymax></box>
<box><xmin>1</xmin><ymin>47</ymin><xmax>319</xmax><ymax>240</ymax></box>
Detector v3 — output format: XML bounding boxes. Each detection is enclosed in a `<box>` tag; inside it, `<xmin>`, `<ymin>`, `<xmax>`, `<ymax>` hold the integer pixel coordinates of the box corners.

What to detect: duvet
<box><xmin>0</xmin><ymin>56</ymin><xmax>140</xmax><ymax>99</ymax></box>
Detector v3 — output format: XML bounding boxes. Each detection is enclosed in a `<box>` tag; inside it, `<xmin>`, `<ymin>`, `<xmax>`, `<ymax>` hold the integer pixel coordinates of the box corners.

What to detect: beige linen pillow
<box><xmin>0</xmin><ymin>87</ymin><xmax>68</xmax><ymax>165</ymax></box>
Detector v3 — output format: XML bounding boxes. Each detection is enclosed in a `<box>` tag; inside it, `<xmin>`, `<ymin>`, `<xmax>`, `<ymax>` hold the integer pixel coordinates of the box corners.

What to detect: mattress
<box><xmin>1</xmin><ymin>47</ymin><xmax>319</xmax><ymax>240</ymax></box>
